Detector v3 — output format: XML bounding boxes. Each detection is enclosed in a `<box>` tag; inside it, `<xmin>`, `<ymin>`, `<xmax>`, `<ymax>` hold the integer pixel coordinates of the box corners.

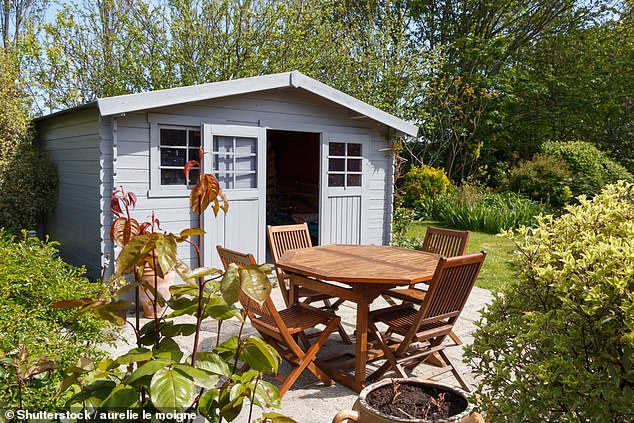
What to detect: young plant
<box><xmin>53</xmin><ymin>152</ymin><xmax>293</xmax><ymax>422</ymax></box>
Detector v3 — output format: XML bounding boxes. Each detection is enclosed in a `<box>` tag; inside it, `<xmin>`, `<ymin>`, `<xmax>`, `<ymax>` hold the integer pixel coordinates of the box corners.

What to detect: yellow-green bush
<box><xmin>402</xmin><ymin>165</ymin><xmax>451</xmax><ymax>208</ymax></box>
<box><xmin>465</xmin><ymin>182</ymin><xmax>634</xmax><ymax>421</ymax></box>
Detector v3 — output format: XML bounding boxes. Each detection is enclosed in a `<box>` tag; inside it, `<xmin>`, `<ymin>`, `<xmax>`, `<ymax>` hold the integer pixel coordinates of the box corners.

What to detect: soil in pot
<box><xmin>365</xmin><ymin>381</ymin><xmax>468</xmax><ymax>420</ymax></box>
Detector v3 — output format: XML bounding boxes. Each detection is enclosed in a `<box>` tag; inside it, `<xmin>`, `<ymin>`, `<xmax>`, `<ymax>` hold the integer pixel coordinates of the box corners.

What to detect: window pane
<box><xmin>161</xmin><ymin>169</ymin><xmax>185</xmax><ymax>185</ymax></box>
<box><xmin>189</xmin><ymin>130</ymin><xmax>201</xmax><ymax>147</ymax></box>
<box><xmin>214</xmin><ymin>155</ymin><xmax>233</xmax><ymax>171</ymax></box>
<box><xmin>347</xmin><ymin>143</ymin><xmax>362</xmax><ymax>156</ymax></box>
<box><xmin>329</xmin><ymin>158</ymin><xmax>345</xmax><ymax>171</ymax></box>
<box><xmin>235</xmin><ymin>156</ymin><xmax>256</xmax><ymax>171</ymax></box>
<box><xmin>161</xmin><ymin>128</ymin><xmax>187</xmax><ymax>146</ymax></box>
<box><xmin>329</xmin><ymin>142</ymin><xmax>345</xmax><ymax>156</ymax></box>
<box><xmin>235</xmin><ymin>173</ymin><xmax>256</xmax><ymax>188</ymax></box>
<box><xmin>328</xmin><ymin>174</ymin><xmax>344</xmax><ymax>187</ymax></box>
<box><xmin>235</xmin><ymin>137</ymin><xmax>256</xmax><ymax>155</ymax></box>
<box><xmin>215</xmin><ymin>173</ymin><xmax>233</xmax><ymax>189</ymax></box>
<box><xmin>214</xmin><ymin>136</ymin><xmax>233</xmax><ymax>153</ymax></box>
<box><xmin>161</xmin><ymin>148</ymin><xmax>187</xmax><ymax>167</ymax></box>
<box><xmin>347</xmin><ymin>174</ymin><xmax>361</xmax><ymax>186</ymax></box>
<box><xmin>347</xmin><ymin>159</ymin><xmax>362</xmax><ymax>172</ymax></box>
<box><xmin>188</xmin><ymin>148</ymin><xmax>200</xmax><ymax>162</ymax></box>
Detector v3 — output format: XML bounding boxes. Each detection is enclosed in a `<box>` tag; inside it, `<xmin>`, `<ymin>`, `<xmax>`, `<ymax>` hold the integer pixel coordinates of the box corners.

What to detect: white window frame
<box><xmin>148</xmin><ymin>114</ymin><xmax>206</xmax><ymax>198</ymax></box>
<box><xmin>327</xmin><ymin>141</ymin><xmax>363</xmax><ymax>189</ymax></box>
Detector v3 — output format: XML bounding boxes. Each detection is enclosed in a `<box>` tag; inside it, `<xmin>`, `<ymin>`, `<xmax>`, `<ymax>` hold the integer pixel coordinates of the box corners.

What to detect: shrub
<box><xmin>0</xmin><ymin>49</ymin><xmax>58</xmax><ymax>231</ymax></box>
<box><xmin>402</xmin><ymin>165</ymin><xmax>451</xmax><ymax>208</ymax></box>
<box><xmin>500</xmin><ymin>154</ymin><xmax>573</xmax><ymax>207</ymax></box>
<box><xmin>0</xmin><ymin>230</ymin><xmax>111</xmax><ymax>409</ymax></box>
<box><xmin>0</xmin><ymin>146</ymin><xmax>58</xmax><ymax>230</ymax></box>
<box><xmin>541</xmin><ymin>140</ymin><xmax>633</xmax><ymax>196</ymax></box>
<box><xmin>465</xmin><ymin>182</ymin><xmax>634</xmax><ymax>421</ymax></box>
<box><xmin>432</xmin><ymin>185</ymin><xmax>545</xmax><ymax>233</ymax></box>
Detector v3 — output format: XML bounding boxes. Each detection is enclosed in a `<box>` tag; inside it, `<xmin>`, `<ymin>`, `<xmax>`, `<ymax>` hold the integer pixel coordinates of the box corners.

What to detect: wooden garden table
<box><xmin>276</xmin><ymin>244</ymin><xmax>440</xmax><ymax>392</ymax></box>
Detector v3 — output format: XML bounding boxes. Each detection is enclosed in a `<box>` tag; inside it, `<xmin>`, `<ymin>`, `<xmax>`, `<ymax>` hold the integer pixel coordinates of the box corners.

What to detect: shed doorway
<box><xmin>266</xmin><ymin>130</ymin><xmax>321</xmax><ymax>247</ymax></box>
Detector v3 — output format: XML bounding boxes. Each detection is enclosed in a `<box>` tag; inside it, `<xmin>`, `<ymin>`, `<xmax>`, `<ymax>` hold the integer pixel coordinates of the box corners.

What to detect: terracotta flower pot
<box><xmin>138</xmin><ymin>264</ymin><xmax>173</xmax><ymax>318</ymax></box>
<box><xmin>332</xmin><ymin>379</ymin><xmax>484</xmax><ymax>423</ymax></box>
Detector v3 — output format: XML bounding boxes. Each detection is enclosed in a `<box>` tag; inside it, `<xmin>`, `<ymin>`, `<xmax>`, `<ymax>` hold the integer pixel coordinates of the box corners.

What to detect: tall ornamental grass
<box><xmin>432</xmin><ymin>186</ymin><xmax>545</xmax><ymax>234</ymax></box>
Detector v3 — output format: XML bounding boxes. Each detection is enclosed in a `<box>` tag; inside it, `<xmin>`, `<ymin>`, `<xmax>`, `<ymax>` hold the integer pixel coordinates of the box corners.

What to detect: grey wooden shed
<box><xmin>36</xmin><ymin>71</ymin><xmax>418</xmax><ymax>277</ymax></box>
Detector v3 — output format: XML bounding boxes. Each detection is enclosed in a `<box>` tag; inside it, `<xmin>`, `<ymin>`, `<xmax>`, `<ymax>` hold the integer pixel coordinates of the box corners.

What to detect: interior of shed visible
<box><xmin>266</xmin><ymin>129</ymin><xmax>320</xmax><ymax>246</ymax></box>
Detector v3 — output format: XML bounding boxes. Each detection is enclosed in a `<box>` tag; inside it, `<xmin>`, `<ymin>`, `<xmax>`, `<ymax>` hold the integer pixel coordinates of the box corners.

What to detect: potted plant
<box><xmin>332</xmin><ymin>378</ymin><xmax>484</xmax><ymax>423</ymax></box>
<box><xmin>110</xmin><ymin>187</ymin><xmax>173</xmax><ymax>318</ymax></box>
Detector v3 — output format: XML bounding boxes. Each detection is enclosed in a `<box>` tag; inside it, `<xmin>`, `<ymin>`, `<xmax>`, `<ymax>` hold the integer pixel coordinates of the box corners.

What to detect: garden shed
<box><xmin>36</xmin><ymin>71</ymin><xmax>418</xmax><ymax>277</ymax></box>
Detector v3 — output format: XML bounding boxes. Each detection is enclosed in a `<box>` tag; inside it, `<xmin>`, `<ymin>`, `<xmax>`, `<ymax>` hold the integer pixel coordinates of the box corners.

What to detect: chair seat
<box><xmin>370</xmin><ymin>304</ymin><xmax>451</xmax><ymax>338</ymax></box>
<box><xmin>254</xmin><ymin>304</ymin><xmax>334</xmax><ymax>335</ymax></box>
<box><xmin>384</xmin><ymin>287</ymin><xmax>426</xmax><ymax>303</ymax></box>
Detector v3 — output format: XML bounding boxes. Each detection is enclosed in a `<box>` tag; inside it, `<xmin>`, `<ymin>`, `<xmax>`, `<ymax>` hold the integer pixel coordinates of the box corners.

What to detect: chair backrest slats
<box><xmin>267</xmin><ymin>224</ymin><xmax>312</xmax><ymax>274</ymax></box>
<box><xmin>407</xmin><ymin>252</ymin><xmax>486</xmax><ymax>342</ymax></box>
<box><xmin>421</xmin><ymin>227</ymin><xmax>470</xmax><ymax>258</ymax></box>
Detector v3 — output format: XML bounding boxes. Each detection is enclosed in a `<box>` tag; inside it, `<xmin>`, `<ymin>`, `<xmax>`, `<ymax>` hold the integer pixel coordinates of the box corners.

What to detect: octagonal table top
<box><xmin>277</xmin><ymin>244</ymin><xmax>440</xmax><ymax>285</ymax></box>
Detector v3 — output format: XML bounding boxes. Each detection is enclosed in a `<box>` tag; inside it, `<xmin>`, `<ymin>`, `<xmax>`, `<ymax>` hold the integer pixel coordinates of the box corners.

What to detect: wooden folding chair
<box><xmin>267</xmin><ymin>223</ymin><xmax>351</xmax><ymax>344</ymax></box>
<box><xmin>216</xmin><ymin>245</ymin><xmax>341</xmax><ymax>397</ymax></box>
<box><xmin>368</xmin><ymin>252</ymin><xmax>486</xmax><ymax>391</ymax></box>
<box><xmin>384</xmin><ymin>226</ymin><xmax>470</xmax><ymax>345</ymax></box>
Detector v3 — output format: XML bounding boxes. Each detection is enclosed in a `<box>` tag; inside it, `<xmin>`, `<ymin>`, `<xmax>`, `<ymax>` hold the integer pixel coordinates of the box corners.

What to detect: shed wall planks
<box><xmin>38</xmin><ymin>108</ymin><xmax>103</xmax><ymax>275</ymax></box>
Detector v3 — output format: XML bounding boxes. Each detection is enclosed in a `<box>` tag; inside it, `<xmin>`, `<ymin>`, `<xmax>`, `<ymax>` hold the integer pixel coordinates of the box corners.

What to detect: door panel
<box><xmin>202</xmin><ymin>124</ymin><xmax>266</xmax><ymax>267</ymax></box>
<box><xmin>320</xmin><ymin>133</ymin><xmax>370</xmax><ymax>245</ymax></box>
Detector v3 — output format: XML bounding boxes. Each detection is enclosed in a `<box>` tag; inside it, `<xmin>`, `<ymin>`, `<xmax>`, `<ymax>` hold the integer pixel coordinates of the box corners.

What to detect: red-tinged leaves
<box><xmin>50</xmin><ymin>298</ymin><xmax>94</xmax><ymax>309</ymax></box>
<box><xmin>111</xmin><ymin>196</ymin><xmax>123</xmax><ymax>217</ymax></box>
<box><xmin>184</xmin><ymin>160</ymin><xmax>200</xmax><ymax>184</ymax></box>
<box><xmin>110</xmin><ymin>217</ymin><xmax>141</xmax><ymax>247</ymax></box>
<box><xmin>191</xmin><ymin>174</ymin><xmax>222</xmax><ymax>215</ymax></box>
<box><xmin>127</xmin><ymin>191</ymin><xmax>137</xmax><ymax>208</ymax></box>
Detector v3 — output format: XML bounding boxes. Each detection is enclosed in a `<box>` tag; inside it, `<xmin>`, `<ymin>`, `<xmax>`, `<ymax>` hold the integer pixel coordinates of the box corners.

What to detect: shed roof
<box><xmin>96</xmin><ymin>71</ymin><xmax>418</xmax><ymax>136</ymax></box>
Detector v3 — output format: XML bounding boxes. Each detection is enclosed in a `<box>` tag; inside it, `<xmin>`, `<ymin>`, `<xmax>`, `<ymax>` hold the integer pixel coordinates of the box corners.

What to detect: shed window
<box><xmin>212</xmin><ymin>135</ymin><xmax>257</xmax><ymax>189</ymax></box>
<box><xmin>328</xmin><ymin>142</ymin><xmax>362</xmax><ymax>187</ymax></box>
<box><xmin>159</xmin><ymin>127</ymin><xmax>200</xmax><ymax>185</ymax></box>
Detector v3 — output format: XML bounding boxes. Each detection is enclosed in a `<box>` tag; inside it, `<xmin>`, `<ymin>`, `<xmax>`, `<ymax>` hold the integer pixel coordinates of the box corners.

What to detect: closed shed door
<box><xmin>202</xmin><ymin>124</ymin><xmax>266</xmax><ymax>267</ymax></box>
<box><xmin>320</xmin><ymin>133</ymin><xmax>369</xmax><ymax>245</ymax></box>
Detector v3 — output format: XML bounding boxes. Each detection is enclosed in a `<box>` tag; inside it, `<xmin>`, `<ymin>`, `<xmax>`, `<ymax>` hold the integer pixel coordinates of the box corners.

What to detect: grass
<box><xmin>406</xmin><ymin>221</ymin><xmax>517</xmax><ymax>291</ymax></box>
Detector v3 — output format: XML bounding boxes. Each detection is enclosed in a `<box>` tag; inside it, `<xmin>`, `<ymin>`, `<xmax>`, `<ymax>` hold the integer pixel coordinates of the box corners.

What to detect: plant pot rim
<box><xmin>357</xmin><ymin>378</ymin><xmax>472</xmax><ymax>423</ymax></box>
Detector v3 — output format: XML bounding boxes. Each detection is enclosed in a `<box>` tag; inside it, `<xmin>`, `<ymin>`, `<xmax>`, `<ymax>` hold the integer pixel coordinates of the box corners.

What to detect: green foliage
<box><xmin>489</xmin><ymin>16</ymin><xmax>634</xmax><ymax>171</ymax></box>
<box><xmin>0</xmin><ymin>230</ymin><xmax>110</xmax><ymax>409</ymax></box>
<box><xmin>465</xmin><ymin>182</ymin><xmax>634</xmax><ymax>421</ymax></box>
<box><xmin>432</xmin><ymin>185</ymin><xmax>545</xmax><ymax>234</ymax></box>
<box><xmin>542</xmin><ymin>140</ymin><xmax>633</xmax><ymax>196</ymax></box>
<box><xmin>0</xmin><ymin>146</ymin><xmax>58</xmax><ymax>230</ymax></box>
<box><xmin>500</xmin><ymin>154</ymin><xmax>573</xmax><ymax>207</ymax></box>
<box><xmin>402</xmin><ymin>165</ymin><xmax>451</xmax><ymax>208</ymax></box>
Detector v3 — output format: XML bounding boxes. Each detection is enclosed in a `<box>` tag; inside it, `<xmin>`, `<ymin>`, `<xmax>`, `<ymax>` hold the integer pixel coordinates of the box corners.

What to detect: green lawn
<box><xmin>406</xmin><ymin>221</ymin><xmax>517</xmax><ymax>291</ymax></box>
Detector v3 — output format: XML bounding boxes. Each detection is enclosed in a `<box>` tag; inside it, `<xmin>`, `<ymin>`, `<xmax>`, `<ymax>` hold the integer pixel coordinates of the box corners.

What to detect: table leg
<box><xmin>354</xmin><ymin>298</ymin><xmax>369</xmax><ymax>391</ymax></box>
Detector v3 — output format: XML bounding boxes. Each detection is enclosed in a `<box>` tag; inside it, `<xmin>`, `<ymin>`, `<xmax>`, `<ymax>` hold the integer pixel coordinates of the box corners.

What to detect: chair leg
<box><xmin>438</xmin><ymin>350</ymin><xmax>471</xmax><ymax>392</ymax></box>
<box><xmin>279</xmin><ymin>318</ymin><xmax>340</xmax><ymax>397</ymax></box>
<box><xmin>367</xmin><ymin>322</ymin><xmax>406</xmax><ymax>382</ymax></box>
<box><xmin>337</xmin><ymin>323</ymin><xmax>352</xmax><ymax>345</ymax></box>
<box><xmin>448</xmin><ymin>330</ymin><xmax>462</xmax><ymax>346</ymax></box>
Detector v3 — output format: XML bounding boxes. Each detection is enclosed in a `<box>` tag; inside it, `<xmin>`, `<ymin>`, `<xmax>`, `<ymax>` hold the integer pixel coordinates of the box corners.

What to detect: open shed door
<box><xmin>202</xmin><ymin>124</ymin><xmax>266</xmax><ymax>267</ymax></box>
<box><xmin>320</xmin><ymin>133</ymin><xmax>370</xmax><ymax>245</ymax></box>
